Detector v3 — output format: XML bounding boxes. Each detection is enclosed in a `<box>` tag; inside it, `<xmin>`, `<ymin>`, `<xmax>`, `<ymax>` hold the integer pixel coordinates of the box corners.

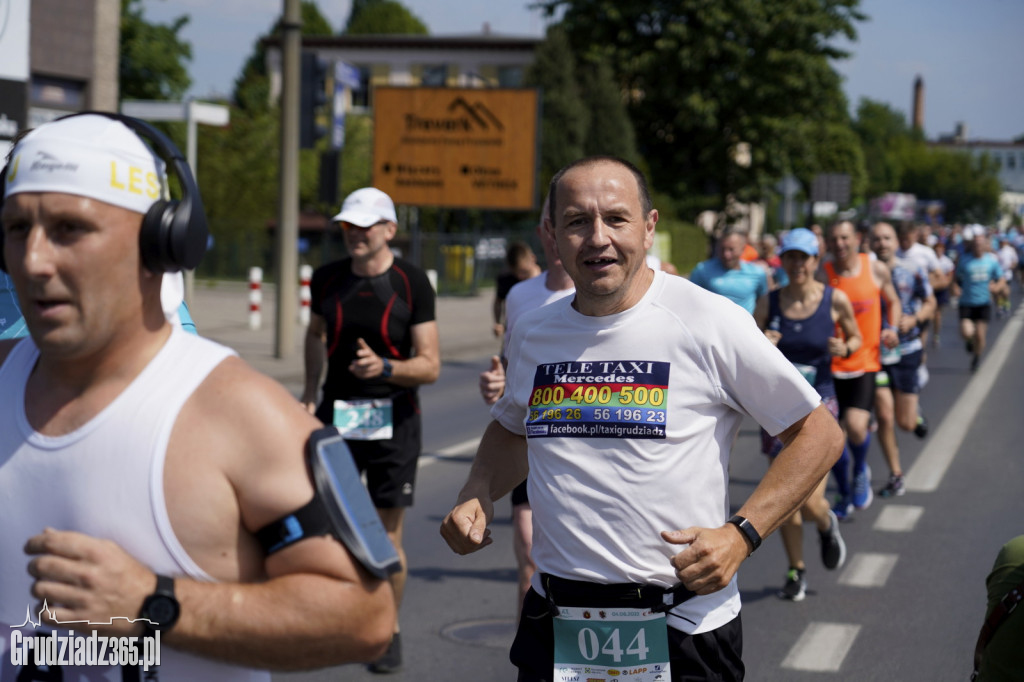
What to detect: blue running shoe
<box><xmin>832</xmin><ymin>494</ymin><xmax>854</xmax><ymax>521</ymax></box>
<box><xmin>853</xmin><ymin>465</ymin><xmax>873</xmax><ymax>510</ymax></box>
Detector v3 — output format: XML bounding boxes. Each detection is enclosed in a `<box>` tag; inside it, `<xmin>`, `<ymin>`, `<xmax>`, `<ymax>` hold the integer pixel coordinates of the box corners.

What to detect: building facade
<box><xmin>265</xmin><ymin>33</ymin><xmax>540</xmax><ymax>112</ymax></box>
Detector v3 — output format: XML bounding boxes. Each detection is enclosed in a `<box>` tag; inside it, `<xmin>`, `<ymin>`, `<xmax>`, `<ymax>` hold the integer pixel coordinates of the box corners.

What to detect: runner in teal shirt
<box><xmin>0</xmin><ymin>271</ymin><xmax>28</xmax><ymax>340</ymax></box>
<box><xmin>689</xmin><ymin>229</ymin><xmax>769</xmax><ymax>314</ymax></box>
<box><xmin>954</xmin><ymin>226</ymin><xmax>1008</xmax><ymax>371</ymax></box>
<box><xmin>0</xmin><ymin>271</ymin><xmax>195</xmax><ymax>338</ymax></box>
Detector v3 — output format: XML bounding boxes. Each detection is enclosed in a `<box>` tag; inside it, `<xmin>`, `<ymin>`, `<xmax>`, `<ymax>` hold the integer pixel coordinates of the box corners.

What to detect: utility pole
<box><xmin>275</xmin><ymin>0</ymin><xmax>301</xmax><ymax>358</ymax></box>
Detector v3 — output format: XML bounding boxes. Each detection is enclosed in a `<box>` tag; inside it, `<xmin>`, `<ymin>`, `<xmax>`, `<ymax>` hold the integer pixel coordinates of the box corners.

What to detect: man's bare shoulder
<box><xmin>189</xmin><ymin>355</ymin><xmax>321</xmax><ymax>442</ymax></box>
<box><xmin>171</xmin><ymin>355</ymin><xmax>322</xmax><ymax>531</ymax></box>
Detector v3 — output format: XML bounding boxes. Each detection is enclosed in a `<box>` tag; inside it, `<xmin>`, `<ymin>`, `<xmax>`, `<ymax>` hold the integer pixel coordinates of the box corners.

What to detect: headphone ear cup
<box><xmin>171</xmin><ymin>194</ymin><xmax>209</xmax><ymax>271</ymax></box>
<box><xmin>140</xmin><ymin>199</ymin><xmax>174</xmax><ymax>273</ymax></box>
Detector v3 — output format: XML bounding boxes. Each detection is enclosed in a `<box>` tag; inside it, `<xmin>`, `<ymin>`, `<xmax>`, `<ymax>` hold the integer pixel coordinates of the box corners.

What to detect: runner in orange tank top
<box><xmin>821</xmin><ymin>221</ymin><xmax>900</xmax><ymax>518</ymax></box>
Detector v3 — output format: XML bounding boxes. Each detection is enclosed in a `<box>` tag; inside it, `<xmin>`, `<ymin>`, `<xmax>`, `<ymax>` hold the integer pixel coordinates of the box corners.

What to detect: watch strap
<box><xmin>727</xmin><ymin>515</ymin><xmax>762</xmax><ymax>555</ymax></box>
<box><xmin>380</xmin><ymin>358</ymin><xmax>393</xmax><ymax>378</ymax></box>
<box><xmin>141</xmin><ymin>574</ymin><xmax>179</xmax><ymax>635</ymax></box>
<box><xmin>154</xmin><ymin>574</ymin><xmax>175</xmax><ymax>598</ymax></box>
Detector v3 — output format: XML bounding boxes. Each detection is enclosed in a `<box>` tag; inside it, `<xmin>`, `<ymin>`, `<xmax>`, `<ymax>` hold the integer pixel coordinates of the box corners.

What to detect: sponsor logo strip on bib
<box><xmin>526</xmin><ymin>361</ymin><xmax>669</xmax><ymax>439</ymax></box>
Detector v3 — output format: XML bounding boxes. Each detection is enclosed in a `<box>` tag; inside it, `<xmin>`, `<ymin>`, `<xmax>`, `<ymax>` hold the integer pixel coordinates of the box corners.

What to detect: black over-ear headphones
<box><xmin>0</xmin><ymin>110</ymin><xmax>208</xmax><ymax>274</ymax></box>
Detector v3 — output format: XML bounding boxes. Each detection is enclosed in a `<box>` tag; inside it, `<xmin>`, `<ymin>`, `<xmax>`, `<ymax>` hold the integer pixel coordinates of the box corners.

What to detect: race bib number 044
<box><xmin>553</xmin><ymin>606</ymin><xmax>671</xmax><ymax>682</ymax></box>
<box><xmin>525</xmin><ymin>361</ymin><xmax>670</xmax><ymax>439</ymax></box>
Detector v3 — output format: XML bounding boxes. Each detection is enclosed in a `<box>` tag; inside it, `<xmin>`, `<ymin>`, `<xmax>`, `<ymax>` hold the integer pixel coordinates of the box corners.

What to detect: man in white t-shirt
<box><xmin>444</xmin><ymin>156</ymin><xmax>843</xmax><ymax>680</ymax></box>
<box><xmin>479</xmin><ymin>194</ymin><xmax>574</xmax><ymax>616</ymax></box>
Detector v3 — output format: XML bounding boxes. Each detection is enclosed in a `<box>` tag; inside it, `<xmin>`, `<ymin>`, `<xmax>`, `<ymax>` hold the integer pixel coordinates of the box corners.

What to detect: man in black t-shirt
<box><xmin>302</xmin><ymin>187</ymin><xmax>440</xmax><ymax>674</ymax></box>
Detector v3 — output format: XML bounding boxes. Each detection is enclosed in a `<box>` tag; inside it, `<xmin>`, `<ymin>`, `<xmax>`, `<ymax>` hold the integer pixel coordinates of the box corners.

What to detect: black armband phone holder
<box><xmin>255</xmin><ymin>427</ymin><xmax>402</xmax><ymax>578</ymax></box>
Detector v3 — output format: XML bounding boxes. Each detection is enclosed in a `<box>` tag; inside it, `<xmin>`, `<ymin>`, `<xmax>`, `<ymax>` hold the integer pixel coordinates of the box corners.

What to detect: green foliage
<box><xmin>785</xmin><ymin>119</ymin><xmax>867</xmax><ymax>205</ymax></box>
<box><xmin>534</xmin><ymin>0</ymin><xmax>865</xmax><ymax>206</ymax></box>
<box><xmin>345</xmin><ymin>0</ymin><xmax>429</xmax><ymax>34</ymax></box>
<box><xmin>898</xmin><ymin>147</ymin><xmax>1001</xmax><ymax>224</ymax></box>
<box><xmin>233</xmin><ymin>1</ymin><xmax>334</xmax><ymax>114</ymax></box>
<box><xmin>852</xmin><ymin>98</ymin><xmax>915</xmax><ymax>198</ymax></box>
<box><xmin>656</xmin><ymin>218</ymin><xmax>707</xmax><ymax>276</ymax></box>
<box><xmin>119</xmin><ymin>0</ymin><xmax>191</xmax><ymax>100</ymax></box>
<box><xmin>577</xmin><ymin>54</ymin><xmax>639</xmax><ymax>165</ymax></box>
<box><xmin>193</xmin><ymin>2</ymin><xmax>340</xmax><ymax>277</ymax></box>
<box><xmin>525</xmin><ymin>25</ymin><xmax>590</xmax><ymax>191</ymax></box>
<box><xmin>849</xmin><ymin>98</ymin><xmax>1000</xmax><ymax>223</ymax></box>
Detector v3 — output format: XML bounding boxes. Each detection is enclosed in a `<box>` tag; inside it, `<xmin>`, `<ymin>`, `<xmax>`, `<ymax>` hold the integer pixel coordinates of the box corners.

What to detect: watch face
<box><xmin>144</xmin><ymin>596</ymin><xmax>180</xmax><ymax>629</ymax></box>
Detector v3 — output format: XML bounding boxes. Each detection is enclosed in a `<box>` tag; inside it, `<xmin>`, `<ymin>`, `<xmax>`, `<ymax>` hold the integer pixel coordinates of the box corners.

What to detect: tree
<box><xmin>524</xmin><ymin>25</ymin><xmax>589</xmax><ymax>191</ymax></box>
<box><xmin>534</xmin><ymin>0</ymin><xmax>865</xmax><ymax>211</ymax></box>
<box><xmin>195</xmin><ymin>2</ymin><xmax>339</xmax><ymax>277</ymax></box>
<box><xmin>852</xmin><ymin>98</ymin><xmax>916</xmax><ymax>198</ymax></box>
<box><xmin>898</xmin><ymin>146</ymin><xmax>1001</xmax><ymax>224</ymax></box>
<box><xmin>119</xmin><ymin>0</ymin><xmax>191</xmax><ymax>100</ymax></box>
<box><xmin>233</xmin><ymin>1</ymin><xmax>334</xmax><ymax>113</ymax></box>
<box><xmin>345</xmin><ymin>0</ymin><xmax>428</xmax><ymax>35</ymax></box>
<box><xmin>577</xmin><ymin>53</ymin><xmax>639</xmax><ymax>165</ymax></box>
<box><xmin>850</xmin><ymin>98</ymin><xmax>1000</xmax><ymax>222</ymax></box>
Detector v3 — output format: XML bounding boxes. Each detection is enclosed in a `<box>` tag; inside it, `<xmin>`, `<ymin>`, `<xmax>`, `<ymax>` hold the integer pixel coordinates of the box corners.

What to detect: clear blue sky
<box><xmin>141</xmin><ymin>0</ymin><xmax>1024</xmax><ymax>141</ymax></box>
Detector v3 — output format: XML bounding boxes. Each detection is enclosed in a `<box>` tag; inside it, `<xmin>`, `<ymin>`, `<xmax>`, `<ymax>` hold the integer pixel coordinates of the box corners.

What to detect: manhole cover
<box><xmin>440</xmin><ymin>618</ymin><xmax>517</xmax><ymax>648</ymax></box>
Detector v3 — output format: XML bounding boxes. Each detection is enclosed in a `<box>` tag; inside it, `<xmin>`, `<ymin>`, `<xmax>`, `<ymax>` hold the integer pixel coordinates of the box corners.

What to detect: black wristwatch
<box><xmin>139</xmin><ymin>574</ymin><xmax>180</xmax><ymax>635</ymax></box>
<box><xmin>380</xmin><ymin>358</ymin><xmax>393</xmax><ymax>379</ymax></box>
<box><xmin>727</xmin><ymin>515</ymin><xmax>762</xmax><ymax>555</ymax></box>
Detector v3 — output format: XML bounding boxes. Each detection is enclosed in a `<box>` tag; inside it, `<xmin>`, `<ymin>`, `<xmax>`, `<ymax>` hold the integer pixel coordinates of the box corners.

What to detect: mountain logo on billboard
<box><xmin>403</xmin><ymin>97</ymin><xmax>504</xmax><ymax>133</ymax></box>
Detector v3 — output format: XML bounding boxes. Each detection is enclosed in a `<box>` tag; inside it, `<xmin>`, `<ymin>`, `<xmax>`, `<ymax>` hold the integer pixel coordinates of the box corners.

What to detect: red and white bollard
<box><xmin>299</xmin><ymin>264</ymin><xmax>312</xmax><ymax>326</ymax></box>
<box><xmin>248</xmin><ymin>266</ymin><xmax>262</xmax><ymax>330</ymax></box>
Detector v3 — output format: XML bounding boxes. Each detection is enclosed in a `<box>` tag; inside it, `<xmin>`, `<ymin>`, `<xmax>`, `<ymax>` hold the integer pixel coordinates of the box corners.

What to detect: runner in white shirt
<box><xmin>447</xmin><ymin>156</ymin><xmax>843</xmax><ymax>681</ymax></box>
<box><xmin>478</xmin><ymin>194</ymin><xmax>574</xmax><ymax>616</ymax></box>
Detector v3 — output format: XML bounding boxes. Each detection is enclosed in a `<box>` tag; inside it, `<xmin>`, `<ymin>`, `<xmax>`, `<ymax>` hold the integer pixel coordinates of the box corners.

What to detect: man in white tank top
<box><xmin>0</xmin><ymin>114</ymin><xmax>394</xmax><ymax>681</ymax></box>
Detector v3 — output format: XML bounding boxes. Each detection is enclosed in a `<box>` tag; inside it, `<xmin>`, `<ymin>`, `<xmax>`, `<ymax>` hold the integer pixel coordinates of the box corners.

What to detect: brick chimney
<box><xmin>912</xmin><ymin>75</ymin><xmax>924</xmax><ymax>133</ymax></box>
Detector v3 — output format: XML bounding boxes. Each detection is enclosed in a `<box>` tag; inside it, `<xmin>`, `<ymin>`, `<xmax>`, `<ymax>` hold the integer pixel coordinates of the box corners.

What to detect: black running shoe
<box><xmin>368</xmin><ymin>633</ymin><xmax>402</xmax><ymax>674</ymax></box>
<box><xmin>819</xmin><ymin>510</ymin><xmax>847</xmax><ymax>570</ymax></box>
<box><xmin>778</xmin><ymin>568</ymin><xmax>807</xmax><ymax>602</ymax></box>
<box><xmin>913</xmin><ymin>414</ymin><xmax>928</xmax><ymax>439</ymax></box>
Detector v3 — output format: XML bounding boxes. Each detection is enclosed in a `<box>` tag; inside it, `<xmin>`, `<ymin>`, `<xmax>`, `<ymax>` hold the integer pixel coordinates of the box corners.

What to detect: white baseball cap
<box><xmin>4</xmin><ymin>114</ymin><xmax>166</xmax><ymax>215</ymax></box>
<box><xmin>331</xmin><ymin>187</ymin><xmax>397</xmax><ymax>227</ymax></box>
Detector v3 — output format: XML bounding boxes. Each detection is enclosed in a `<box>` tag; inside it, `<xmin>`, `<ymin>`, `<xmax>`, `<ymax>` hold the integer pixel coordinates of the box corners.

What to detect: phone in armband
<box><xmin>255</xmin><ymin>427</ymin><xmax>402</xmax><ymax>579</ymax></box>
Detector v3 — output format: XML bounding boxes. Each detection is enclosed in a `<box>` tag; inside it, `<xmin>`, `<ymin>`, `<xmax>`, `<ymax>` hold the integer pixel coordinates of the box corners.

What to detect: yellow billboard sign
<box><xmin>372</xmin><ymin>87</ymin><xmax>539</xmax><ymax>210</ymax></box>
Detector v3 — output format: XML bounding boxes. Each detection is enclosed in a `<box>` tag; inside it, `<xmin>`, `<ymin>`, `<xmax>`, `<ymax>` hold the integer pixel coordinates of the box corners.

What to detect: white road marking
<box><xmin>434</xmin><ymin>438</ymin><xmax>480</xmax><ymax>458</ymax></box>
<box><xmin>781</xmin><ymin>622</ymin><xmax>861</xmax><ymax>672</ymax></box>
<box><xmin>838</xmin><ymin>552</ymin><xmax>899</xmax><ymax>588</ymax></box>
<box><xmin>905</xmin><ymin>304</ymin><xmax>1024</xmax><ymax>492</ymax></box>
<box><xmin>419</xmin><ymin>437</ymin><xmax>481</xmax><ymax>468</ymax></box>
<box><xmin>873</xmin><ymin>505</ymin><xmax>925</xmax><ymax>532</ymax></box>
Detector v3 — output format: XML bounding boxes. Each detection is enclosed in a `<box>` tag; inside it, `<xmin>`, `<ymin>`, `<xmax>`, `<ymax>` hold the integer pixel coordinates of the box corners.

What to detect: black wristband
<box><xmin>843</xmin><ymin>344</ymin><xmax>852</xmax><ymax>358</ymax></box>
<box><xmin>727</xmin><ymin>515</ymin><xmax>762</xmax><ymax>555</ymax></box>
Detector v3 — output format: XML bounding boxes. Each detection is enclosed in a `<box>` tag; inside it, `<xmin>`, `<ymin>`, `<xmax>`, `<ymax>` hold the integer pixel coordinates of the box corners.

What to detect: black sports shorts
<box><xmin>959</xmin><ymin>304</ymin><xmax>992</xmax><ymax>322</ymax></box>
<box><xmin>834</xmin><ymin>372</ymin><xmax>877</xmax><ymax>416</ymax></box>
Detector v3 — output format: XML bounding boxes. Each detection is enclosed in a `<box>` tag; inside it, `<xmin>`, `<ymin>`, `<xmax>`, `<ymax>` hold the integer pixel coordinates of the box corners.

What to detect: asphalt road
<box><xmin>264</xmin><ymin>291</ymin><xmax>1024</xmax><ymax>682</ymax></box>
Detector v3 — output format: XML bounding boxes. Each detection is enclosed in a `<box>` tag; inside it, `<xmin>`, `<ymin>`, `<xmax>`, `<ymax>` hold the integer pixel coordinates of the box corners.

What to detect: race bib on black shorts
<box><xmin>525</xmin><ymin>361</ymin><xmax>669</xmax><ymax>439</ymax></box>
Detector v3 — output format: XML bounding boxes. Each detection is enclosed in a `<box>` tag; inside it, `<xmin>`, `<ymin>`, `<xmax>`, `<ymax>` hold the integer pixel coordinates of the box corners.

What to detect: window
<box><xmin>30</xmin><ymin>75</ymin><xmax>84</xmax><ymax>109</ymax></box>
<box><xmin>421</xmin><ymin>65</ymin><xmax>447</xmax><ymax>87</ymax></box>
<box><xmin>497</xmin><ymin>66</ymin><xmax>524</xmax><ymax>88</ymax></box>
<box><xmin>350</xmin><ymin>66</ymin><xmax>371</xmax><ymax>109</ymax></box>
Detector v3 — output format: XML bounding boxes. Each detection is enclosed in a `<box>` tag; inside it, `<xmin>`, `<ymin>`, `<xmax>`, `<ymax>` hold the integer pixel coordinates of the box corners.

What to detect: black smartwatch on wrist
<box><xmin>727</xmin><ymin>515</ymin><xmax>762</xmax><ymax>555</ymax></box>
<box><xmin>380</xmin><ymin>358</ymin><xmax>393</xmax><ymax>379</ymax></box>
<box><xmin>139</xmin><ymin>574</ymin><xmax>180</xmax><ymax>636</ymax></box>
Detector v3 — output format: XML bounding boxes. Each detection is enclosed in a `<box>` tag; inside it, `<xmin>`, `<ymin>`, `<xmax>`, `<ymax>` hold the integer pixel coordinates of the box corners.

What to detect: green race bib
<box><xmin>552</xmin><ymin>606</ymin><xmax>671</xmax><ymax>681</ymax></box>
<box><xmin>333</xmin><ymin>398</ymin><xmax>393</xmax><ymax>440</ymax></box>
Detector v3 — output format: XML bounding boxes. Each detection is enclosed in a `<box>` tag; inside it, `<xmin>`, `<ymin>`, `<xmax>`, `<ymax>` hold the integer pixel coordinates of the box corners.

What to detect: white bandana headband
<box><xmin>4</xmin><ymin>114</ymin><xmax>168</xmax><ymax>215</ymax></box>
